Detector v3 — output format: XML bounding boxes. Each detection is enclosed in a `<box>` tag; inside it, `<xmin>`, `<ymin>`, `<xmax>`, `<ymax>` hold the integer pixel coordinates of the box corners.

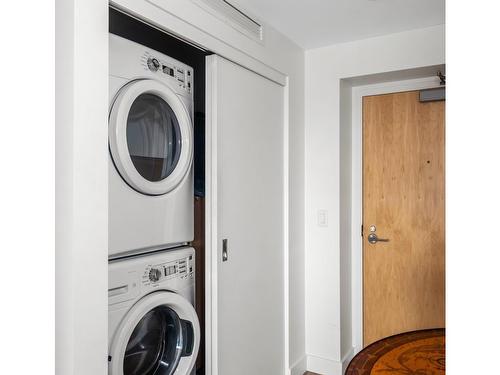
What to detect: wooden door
<box><xmin>363</xmin><ymin>90</ymin><xmax>445</xmax><ymax>347</ymax></box>
<box><xmin>206</xmin><ymin>55</ymin><xmax>285</xmax><ymax>374</ymax></box>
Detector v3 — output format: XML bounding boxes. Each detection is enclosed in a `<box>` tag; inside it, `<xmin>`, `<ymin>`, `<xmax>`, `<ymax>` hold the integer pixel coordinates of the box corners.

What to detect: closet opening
<box><xmin>109</xmin><ymin>7</ymin><xmax>210</xmax><ymax>374</ymax></box>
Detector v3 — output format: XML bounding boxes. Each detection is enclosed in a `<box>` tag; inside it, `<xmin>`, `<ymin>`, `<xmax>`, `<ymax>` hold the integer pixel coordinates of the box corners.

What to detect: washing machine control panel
<box><xmin>142</xmin><ymin>255</ymin><xmax>194</xmax><ymax>286</ymax></box>
<box><xmin>142</xmin><ymin>52</ymin><xmax>193</xmax><ymax>94</ymax></box>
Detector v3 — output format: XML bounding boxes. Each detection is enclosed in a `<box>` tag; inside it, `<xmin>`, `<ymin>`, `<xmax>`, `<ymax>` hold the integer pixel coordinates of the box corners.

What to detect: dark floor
<box><xmin>345</xmin><ymin>329</ymin><xmax>445</xmax><ymax>375</ymax></box>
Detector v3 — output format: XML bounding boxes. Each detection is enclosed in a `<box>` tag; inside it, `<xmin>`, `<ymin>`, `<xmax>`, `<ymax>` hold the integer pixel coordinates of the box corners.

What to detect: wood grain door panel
<box><xmin>363</xmin><ymin>91</ymin><xmax>445</xmax><ymax>347</ymax></box>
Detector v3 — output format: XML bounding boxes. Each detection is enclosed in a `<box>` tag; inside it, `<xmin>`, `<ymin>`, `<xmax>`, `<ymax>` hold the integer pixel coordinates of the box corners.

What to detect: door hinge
<box><xmin>361</xmin><ymin>224</ymin><xmax>364</xmax><ymax>237</ymax></box>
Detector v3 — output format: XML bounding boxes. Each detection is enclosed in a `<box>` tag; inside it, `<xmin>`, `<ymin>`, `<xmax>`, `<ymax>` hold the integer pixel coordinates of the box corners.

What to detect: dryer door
<box><xmin>109</xmin><ymin>79</ymin><xmax>193</xmax><ymax>196</ymax></box>
<box><xmin>109</xmin><ymin>292</ymin><xmax>200</xmax><ymax>375</ymax></box>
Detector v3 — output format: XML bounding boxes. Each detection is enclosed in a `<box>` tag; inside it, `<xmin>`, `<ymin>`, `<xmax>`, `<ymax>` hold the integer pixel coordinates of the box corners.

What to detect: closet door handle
<box><xmin>222</xmin><ymin>239</ymin><xmax>228</xmax><ymax>262</ymax></box>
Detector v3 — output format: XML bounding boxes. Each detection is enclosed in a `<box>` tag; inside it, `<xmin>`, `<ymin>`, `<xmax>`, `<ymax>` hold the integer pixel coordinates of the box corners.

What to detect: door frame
<box><xmin>56</xmin><ymin>1</ymin><xmax>109</xmax><ymax>374</ymax></box>
<box><xmin>351</xmin><ymin>76</ymin><xmax>443</xmax><ymax>354</ymax></box>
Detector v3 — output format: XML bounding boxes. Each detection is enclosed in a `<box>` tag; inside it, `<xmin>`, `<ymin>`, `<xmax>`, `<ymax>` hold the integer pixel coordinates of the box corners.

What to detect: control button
<box><xmin>148</xmin><ymin>268</ymin><xmax>162</xmax><ymax>282</ymax></box>
<box><xmin>163</xmin><ymin>66</ymin><xmax>174</xmax><ymax>76</ymax></box>
<box><xmin>147</xmin><ymin>57</ymin><xmax>160</xmax><ymax>72</ymax></box>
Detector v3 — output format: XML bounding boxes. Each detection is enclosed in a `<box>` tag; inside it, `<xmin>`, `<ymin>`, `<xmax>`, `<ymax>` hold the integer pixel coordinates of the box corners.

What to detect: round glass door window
<box><xmin>126</xmin><ymin>93</ymin><xmax>182</xmax><ymax>182</ymax></box>
<box><xmin>109</xmin><ymin>79</ymin><xmax>193</xmax><ymax>196</ymax></box>
<box><xmin>123</xmin><ymin>306</ymin><xmax>182</xmax><ymax>375</ymax></box>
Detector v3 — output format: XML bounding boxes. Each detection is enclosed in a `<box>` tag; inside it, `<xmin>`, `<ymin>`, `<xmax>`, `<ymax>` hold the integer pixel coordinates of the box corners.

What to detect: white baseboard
<box><xmin>289</xmin><ymin>355</ymin><xmax>307</xmax><ymax>375</ymax></box>
<box><xmin>306</xmin><ymin>348</ymin><xmax>356</xmax><ymax>375</ymax></box>
<box><xmin>306</xmin><ymin>355</ymin><xmax>342</xmax><ymax>375</ymax></box>
<box><xmin>341</xmin><ymin>347</ymin><xmax>355</xmax><ymax>374</ymax></box>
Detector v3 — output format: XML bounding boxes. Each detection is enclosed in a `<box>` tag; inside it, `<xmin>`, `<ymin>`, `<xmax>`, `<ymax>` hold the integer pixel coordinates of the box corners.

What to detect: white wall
<box><xmin>305</xmin><ymin>24</ymin><xmax>445</xmax><ymax>374</ymax></box>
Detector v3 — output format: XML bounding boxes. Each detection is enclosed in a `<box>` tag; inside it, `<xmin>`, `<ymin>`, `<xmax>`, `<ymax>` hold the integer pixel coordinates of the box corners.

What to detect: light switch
<box><xmin>318</xmin><ymin>209</ymin><xmax>328</xmax><ymax>227</ymax></box>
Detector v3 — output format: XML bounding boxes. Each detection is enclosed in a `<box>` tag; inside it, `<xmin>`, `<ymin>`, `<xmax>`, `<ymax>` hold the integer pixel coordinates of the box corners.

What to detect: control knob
<box><xmin>147</xmin><ymin>57</ymin><xmax>160</xmax><ymax>72</ymax></box>
<box><xmin>149</xmin><ymin>268</ymin><xmax>162</xmax><ymax>282</ymax></box>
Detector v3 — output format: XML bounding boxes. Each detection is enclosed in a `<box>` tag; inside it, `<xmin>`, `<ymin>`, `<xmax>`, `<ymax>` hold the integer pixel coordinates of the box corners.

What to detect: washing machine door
<box><xmin>109</xmin><ymin>291</ymin><xmax>200</xmax><ymax>375</ymax></box>
<box><xmin>109</xmin><ymin>79</ymin><xmax>193</xmax><ymax>195</ymax></box>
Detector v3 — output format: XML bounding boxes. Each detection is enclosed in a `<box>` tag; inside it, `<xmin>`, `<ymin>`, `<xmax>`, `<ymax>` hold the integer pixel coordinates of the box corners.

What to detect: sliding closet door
<box><xmin>206</xmin><ymin>55</ymin><xmax>285</xmax><ymax>375</ymax></box>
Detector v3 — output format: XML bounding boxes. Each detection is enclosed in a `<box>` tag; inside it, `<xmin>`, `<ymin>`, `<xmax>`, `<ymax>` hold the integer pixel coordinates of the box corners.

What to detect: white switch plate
<box><xmin>317</xmin><ymin>209</ymin><xmax>328</xmax><ymax>227</ymax></box>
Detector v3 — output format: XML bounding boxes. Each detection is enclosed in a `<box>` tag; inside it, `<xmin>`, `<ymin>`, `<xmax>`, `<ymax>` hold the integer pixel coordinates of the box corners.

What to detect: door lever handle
<box><xmin>368</xmin><ymin>233</ymin><xmax>390</xmax><ymax>244</ymax></box>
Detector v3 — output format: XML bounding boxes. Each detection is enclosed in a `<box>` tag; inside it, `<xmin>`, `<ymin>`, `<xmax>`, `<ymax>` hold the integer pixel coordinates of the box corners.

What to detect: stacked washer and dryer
<box><xmin>108</xmin><ymin>34</ymin><xmax>200</xmax><ymax>375</ymax></box>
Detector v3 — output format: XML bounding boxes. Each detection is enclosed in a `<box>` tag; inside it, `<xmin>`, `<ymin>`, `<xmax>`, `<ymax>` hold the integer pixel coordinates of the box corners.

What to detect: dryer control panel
<box><xmin>109</xmin><ymin>34</ymin><xmax>194</xmax><ymax>97</ymax></box>
<box><xmin>141</xmin><ymin>52</ymin><xmax>193</xmax><ymax>94</ymax></box>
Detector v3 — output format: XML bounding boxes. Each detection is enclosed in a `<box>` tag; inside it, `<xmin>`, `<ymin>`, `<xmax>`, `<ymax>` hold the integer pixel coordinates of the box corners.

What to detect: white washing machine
<box><xmin>109</xmin><ymin>34</ymin><xmax>194</xmax><ymax>258</ymax></box>
<box><xmin>109</xmin><ymin>247</ymin><xmax>200</xmax><ymax>375</ymax></box>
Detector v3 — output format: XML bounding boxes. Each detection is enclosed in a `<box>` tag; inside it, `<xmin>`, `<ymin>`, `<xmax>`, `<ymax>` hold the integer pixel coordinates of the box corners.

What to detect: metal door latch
<box><xmin>368</xmin><ymin>233</ymin><xmax>390</xmax><ymax>244</ymax></box>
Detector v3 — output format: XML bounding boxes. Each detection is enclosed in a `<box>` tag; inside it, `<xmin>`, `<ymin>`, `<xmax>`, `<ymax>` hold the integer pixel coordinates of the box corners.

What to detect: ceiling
<box><xmin>230</xmin><ymin>0</ymin><xmax>445</xmax><ymax>49</ymax></box>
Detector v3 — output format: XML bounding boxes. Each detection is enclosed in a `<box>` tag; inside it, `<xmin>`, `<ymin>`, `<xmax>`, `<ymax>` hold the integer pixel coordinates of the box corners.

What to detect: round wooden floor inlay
<box><xmin>346</xmin><ymin>329</ymin><xmax>445</xmax><ymax>375</ymax></box>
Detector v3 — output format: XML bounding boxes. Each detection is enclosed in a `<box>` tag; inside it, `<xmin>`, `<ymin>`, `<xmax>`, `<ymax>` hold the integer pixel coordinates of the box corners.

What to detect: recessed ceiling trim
<box><xmin>191</xmin><ymin>0</ymin><xmax>264</xmax><ymax>44</ymax></box>
<box><xmin>229</xmin><ymin>0</ymin><xmax>445</xmax><ymax>49</ymax></box>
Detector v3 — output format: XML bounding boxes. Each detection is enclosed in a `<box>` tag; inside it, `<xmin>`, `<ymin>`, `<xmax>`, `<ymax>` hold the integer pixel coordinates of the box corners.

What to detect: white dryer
<box><xmin>109</xmin><ymin>34</ymin><xmax>194</xmax><ymax>258</ymax></box>
<box><xmin>108</xmin><ymin>247</ymin><xmax>200</xmax><ymax>375</ymax></box>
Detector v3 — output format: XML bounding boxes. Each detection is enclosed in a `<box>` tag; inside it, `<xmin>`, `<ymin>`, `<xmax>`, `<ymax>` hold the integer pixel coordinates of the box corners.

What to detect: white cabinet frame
<box><xmin>56</xmin><ymin>1</ymin><xmax>291</xmax><ymax>375</ymax></box>
<box><xmin>55</xmin><ymin>1</ymin><xmax>109</xmax><ymax>374</ymax></box>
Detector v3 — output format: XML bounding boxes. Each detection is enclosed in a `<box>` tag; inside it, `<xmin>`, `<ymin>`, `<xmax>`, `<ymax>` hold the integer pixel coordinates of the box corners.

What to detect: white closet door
<box><xmin>206</xmin><ymin>55</ymin><xmax>285</xmax><ymax>375</ymax></box>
